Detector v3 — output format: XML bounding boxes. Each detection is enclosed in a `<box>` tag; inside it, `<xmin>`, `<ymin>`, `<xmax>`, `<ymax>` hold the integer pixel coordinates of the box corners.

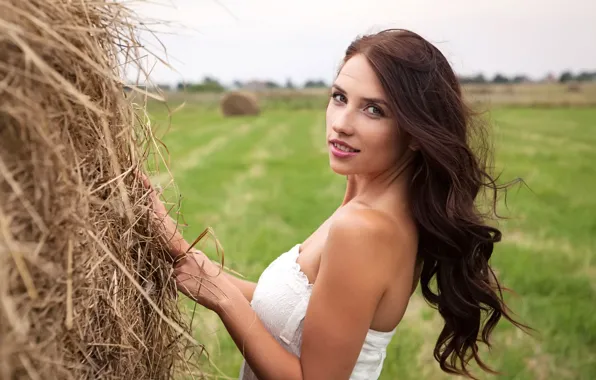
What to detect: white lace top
<box><xmin>239</xmin><ymin>244</ymin><xmax>397</xmax><ymax>379</ymax></box>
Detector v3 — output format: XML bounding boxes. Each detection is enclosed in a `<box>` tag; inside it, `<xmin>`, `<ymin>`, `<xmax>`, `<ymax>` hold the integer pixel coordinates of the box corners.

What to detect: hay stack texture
<box><xmin>220</xmin><ymin>91</ymin><xmax>260</xmax><ymax>116</ymax></box>
<box><xmin>0</xmin><ymin>0</ymin><xmax>194</xmax><ymax>379</ymax></box>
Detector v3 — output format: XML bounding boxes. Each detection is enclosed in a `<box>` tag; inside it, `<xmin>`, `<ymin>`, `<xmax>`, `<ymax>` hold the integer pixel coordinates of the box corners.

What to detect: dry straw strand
<box><xmin>0</xmin><ymin>0</ymin><xmax>207</xmax><ymax>379</ymax></box>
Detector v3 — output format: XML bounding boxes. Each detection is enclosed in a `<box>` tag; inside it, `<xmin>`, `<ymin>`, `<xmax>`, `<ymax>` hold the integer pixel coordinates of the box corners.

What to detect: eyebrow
<box><xmin>332</xmin><ymin>84</ymin><xmax>389</xmax><ymax>107</ymax></box>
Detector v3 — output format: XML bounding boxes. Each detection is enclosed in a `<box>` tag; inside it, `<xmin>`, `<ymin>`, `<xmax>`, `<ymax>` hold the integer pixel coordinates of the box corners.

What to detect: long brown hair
<box><xmin>342</xmin><ymin>29</ymin><xmax>529</xmax><ymax>378</ymax></box>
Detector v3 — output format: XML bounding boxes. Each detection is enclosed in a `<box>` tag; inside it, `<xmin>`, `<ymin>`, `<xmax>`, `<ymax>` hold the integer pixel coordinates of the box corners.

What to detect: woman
<box><xmin>142</xmin><ymin>29</ymin><xmax>526</xmax><ymax>380</ymax></box>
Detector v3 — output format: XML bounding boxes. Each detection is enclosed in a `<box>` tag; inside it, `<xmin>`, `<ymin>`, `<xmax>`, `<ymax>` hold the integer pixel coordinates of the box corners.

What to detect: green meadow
<box><xmin>146</xmin><ymin>99</ymin><xmax>596</xmax><ymax>379</ymax></box>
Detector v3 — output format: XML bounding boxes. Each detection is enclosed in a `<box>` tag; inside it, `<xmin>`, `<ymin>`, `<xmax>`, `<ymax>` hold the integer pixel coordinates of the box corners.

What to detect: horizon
<box><xmin>127</xmin><ymin>0</ymin><xmax>595</xmax><ymax>87</ymax></box>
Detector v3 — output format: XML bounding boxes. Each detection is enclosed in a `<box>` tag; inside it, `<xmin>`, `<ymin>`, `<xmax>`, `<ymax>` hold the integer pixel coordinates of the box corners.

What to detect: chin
<box><xmin>328</xmin><ymin>159</ymin><xmax>355</xmax><ymax>176</ymax></box>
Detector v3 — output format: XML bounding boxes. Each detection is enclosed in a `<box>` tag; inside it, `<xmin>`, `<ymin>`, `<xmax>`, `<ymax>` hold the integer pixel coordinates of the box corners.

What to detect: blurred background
<box><xmin>131</xmin><ymin>0</ymin><xmax>595</xmax><ymax>379</ymax></box>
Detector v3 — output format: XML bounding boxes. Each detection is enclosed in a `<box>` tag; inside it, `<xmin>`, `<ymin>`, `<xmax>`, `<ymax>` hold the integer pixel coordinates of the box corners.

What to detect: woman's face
<box><xmin>326</xmin><ymin>54</ymin><xmax>408</xmax><ymax>177</ymax></box>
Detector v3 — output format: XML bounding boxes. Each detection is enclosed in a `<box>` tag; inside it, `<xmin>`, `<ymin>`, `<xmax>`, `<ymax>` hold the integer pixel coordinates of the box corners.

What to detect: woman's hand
<box><xmin>138</xmin><ymin>171</ymin><xmax>190</xmax><ymax>259</ymax></box>
<box><xmin>137</xmin><ymin>170</ymin><xmax>239</xmax><ymax>312</ymax></box>
<box><xmin>174</xmin><ymin>250</ymin><xmax>240</xmax><ymax>313</ymax></box>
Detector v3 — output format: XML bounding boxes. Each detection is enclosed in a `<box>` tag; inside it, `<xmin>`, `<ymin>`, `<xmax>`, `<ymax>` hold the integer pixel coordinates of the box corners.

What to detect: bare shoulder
<box><xmin>324</xmin><ymin>206</ymin><xmax>417</xmax><ymax>278</ymax></box>
<box><xmin>330</xmin><ymin>206</ymin><xmax>416</xmax><ymax>250</ymax></box>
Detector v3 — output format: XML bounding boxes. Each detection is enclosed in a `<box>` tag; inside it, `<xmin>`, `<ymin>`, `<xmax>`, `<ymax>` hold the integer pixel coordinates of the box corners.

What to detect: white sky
<box><xmin>127</xmin><ymin>0</ymin><xmax>596</xmax><ymax>86</ymax></box>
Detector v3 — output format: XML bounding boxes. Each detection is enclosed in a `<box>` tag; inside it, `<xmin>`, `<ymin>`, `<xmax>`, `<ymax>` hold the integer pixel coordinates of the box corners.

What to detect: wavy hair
<box><xmin>341</xmin><ymin>29</ymin><xmax>529</xmax><ymax>378</ymax></box>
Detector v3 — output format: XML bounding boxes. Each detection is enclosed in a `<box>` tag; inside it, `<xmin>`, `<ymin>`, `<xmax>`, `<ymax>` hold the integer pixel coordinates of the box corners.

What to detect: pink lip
<box><xmin>329</xmin><ymin>139</ymin><xmax>358</xmax><ymax>151</ymax></box>
<box><xmin>329</xmin><ymin>142</ymin><xmax>359</xmax><ymax>158</ymax></box>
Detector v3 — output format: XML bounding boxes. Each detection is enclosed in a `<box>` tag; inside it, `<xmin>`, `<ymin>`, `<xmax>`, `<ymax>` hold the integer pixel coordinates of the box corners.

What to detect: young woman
<box><xmin>142</xmin><ymin>28</ymin><xmax>526</xmax><ymax>380</ymax></box>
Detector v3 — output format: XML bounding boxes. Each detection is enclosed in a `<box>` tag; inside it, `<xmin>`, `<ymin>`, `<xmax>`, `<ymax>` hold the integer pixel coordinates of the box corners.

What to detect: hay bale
<box><xmin>0</xmin><ymin>1</ymin><xmax>197</xmax><ymax>379</ymax></box>
<box><xmin>220</xmin><ymin>91</ymin><xmax>260</xmax><ymax>116</ymax></box>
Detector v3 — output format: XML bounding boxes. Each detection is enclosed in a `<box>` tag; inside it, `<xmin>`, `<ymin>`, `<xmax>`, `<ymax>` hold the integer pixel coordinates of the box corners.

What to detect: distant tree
<box><xmin>473</xmin><ymin>74</ymin><xmax>487</xmax><ymax>83</ymax></box>
<box><xmin>559</xmin><ymin>71</ymin><xmax>574</xmax><ymax>83</ymax></box>
<box><xmin>285</xmin><ymin>78</ymin><xmax>295</xmax><ymax>89</ymax></box>
<box><xmin>177</xmin><ymin>82</ymin><xmax>184</xmax><ymax>91</ymax></box>
<box><xmin>492</xmin><ymin>73</ymin><xmax>510</xmax><ymax>83</ymax></box>
<box><xmin>202</xmin><ymin>76</ymin><xmax>219</xmax><ymax>85</ymax></box>
<box><xmin>512</xmin><ymin>75</ymin><xmax>530</xmax><ymax>84</ymax></box>
<box><xmin>458</xmin><ymin>73</ymin><xmax>487</xmax><ymax>84</ymax></box>
<box><xmin>576</xmin><ymin>71</ymin><xmax>596</xmax><ymax>82</ymax></box>
<box><xmin>265</xmin><ymin>80</ymin><xmax>280</xmax><ymax>89</ymax></box>
<box><xmin>233</xmin><ymin>80</ymin><xmax>244</xmax><ymax>89</ymax></box>
<box><xmin>186</xmin><ymin>76</ymin><xmax>225</xmax><ymax>92</ymax></box>
<box><xmin>304</xmin><ymin>79</ymin><xmax>328</xmax><ymax>88</ymax></box>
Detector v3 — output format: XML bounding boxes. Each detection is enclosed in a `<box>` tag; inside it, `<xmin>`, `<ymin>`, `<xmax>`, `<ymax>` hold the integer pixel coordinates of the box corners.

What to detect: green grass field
<box><xmin>146</xmin><ymin>101</ymin><xmax>596</xmax><ymax>380</ymax></box>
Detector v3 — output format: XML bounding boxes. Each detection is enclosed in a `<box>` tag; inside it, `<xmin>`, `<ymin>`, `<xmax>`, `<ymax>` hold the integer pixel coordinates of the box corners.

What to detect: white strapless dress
<box><xmin>238</xmin><ymin>244</ymin><xmax>396</xmax><ymax>379</ymax></box>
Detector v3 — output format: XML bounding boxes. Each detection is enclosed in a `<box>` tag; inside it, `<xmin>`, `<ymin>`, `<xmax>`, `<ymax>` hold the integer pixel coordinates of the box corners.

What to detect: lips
<box><xmin>329</xmin><ymin>139</ymin><xmax>359</xmax><ymax>153</ymax></box>
<box><xmin>329</xmin><ymin>140</ymin><xmax>360</xmax><ymax>158</ymax></box>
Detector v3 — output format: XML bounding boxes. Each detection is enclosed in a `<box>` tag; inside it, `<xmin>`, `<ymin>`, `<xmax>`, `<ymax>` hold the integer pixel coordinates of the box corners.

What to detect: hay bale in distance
<box><xmin>0</xmin><ymin>0</ymin><xmax>198</xmax><ymax>379</ymax></box>
<box><xmin>220</xmin><ymin>91</ymin><xmax>260</xmax><ymax>116</ymax></box>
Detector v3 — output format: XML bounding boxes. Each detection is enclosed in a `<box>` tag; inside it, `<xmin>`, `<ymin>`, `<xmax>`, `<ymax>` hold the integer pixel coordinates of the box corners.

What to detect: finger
<box><xmin>134</xmin><ymin>169</ymin><xmax>148</xmax><ymax>185</ymax></box>
<box><xmin>144</xmin><ymin>177</ymin><xmax>154</xmax><ymax>193</ymax></box>
<box><xmin>175</xmin><ymin>254</ymin><xmax>215</xmax><ymax>278</ymax></box>
<box><xmin>136</xmin><ymin>171</ymin><xmax>156</xmax><ymax>194</ymax></box>
<box><xmin>154</xmin><ymin>183</ymin><xmax>163</xmax><ymax>196</ymax></box>
<box><xmin>176</xmin><ymin>273</ymin><xmax>225</xmax><ymax>298</ymax></box>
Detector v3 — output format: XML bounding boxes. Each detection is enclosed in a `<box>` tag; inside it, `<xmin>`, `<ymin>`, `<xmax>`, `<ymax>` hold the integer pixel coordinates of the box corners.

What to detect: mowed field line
<box><xmin>496</xmin><ymin>127</ymin><xmax>594</xmax><ymax>153</ymax></box>
<box><xmin>502</xmin><ymin>229</ymin><xmax>585</xmax><ymax>258</ymax></box>
<box><xmin>158</xmin><ymin>116</ymin><xmax>238</xmax><ymax>137</ymax></box>
<box><xmin>185</xmin><ymin>118</ymin><xmax>244</xmax><ymax>139</ymax></box>
<box><xmin>151</xmin><ymin>119</ymin><xmax>267</xmax><ymax>185</ymax></box>
<box><xmin>493</xmin><ymin>109</ymin><xmax>596</xmax><ymax>141</ymax></box>
<box><xmin>188</xmin><ymin>124</ymin><xmax>292</xmax><ymax>366</ymax></box>
<box><xmin>502</xmin><ymin>229</ymin><xmax>595</xmax><ymax>290</ymax></box>
<box><xmin>207</xmin><ymin>123</ymin><xmax>290</xmax><ymax>227</ymax></box>
<box><xmin>249</xmin><ymin>123</ymin><xmax>291</xmax><ymax>161</ymax></box>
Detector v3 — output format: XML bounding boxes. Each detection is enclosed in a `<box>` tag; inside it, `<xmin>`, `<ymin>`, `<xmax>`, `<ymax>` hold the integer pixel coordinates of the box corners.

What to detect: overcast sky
<box><xmin>128</xmin><ymin>0</ymin><xmax>595</xmax><ymax>86</ymax></box>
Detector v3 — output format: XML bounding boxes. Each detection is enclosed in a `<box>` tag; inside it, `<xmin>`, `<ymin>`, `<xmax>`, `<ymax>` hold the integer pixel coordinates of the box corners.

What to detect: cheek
<box><xmin>367</xmin><ymin>124</ymin><xmax>398</xmax><ymax>156</ymax></box>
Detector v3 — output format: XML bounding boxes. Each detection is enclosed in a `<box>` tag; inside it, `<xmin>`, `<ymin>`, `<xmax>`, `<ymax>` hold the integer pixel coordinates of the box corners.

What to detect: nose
<box><xmin>331</xmin><ymin>108</ymin><xmax>355</xmax><ymax>136</ymax></box>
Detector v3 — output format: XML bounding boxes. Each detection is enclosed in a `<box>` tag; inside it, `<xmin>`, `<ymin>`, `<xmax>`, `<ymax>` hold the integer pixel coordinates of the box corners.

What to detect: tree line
<box><xmin>146</xmin><ymin>70</ymin><xmax>596</xmax><ymax>92</ymax></box>
<box><xmin>157</xmin><ymin>77</ymin><xmax>329</xmax><ymax>93</ymax></box>
<box><xmin>459</xmin><ymin>71</ymin><xmax>596</xmax><ymax>84</ymax></box>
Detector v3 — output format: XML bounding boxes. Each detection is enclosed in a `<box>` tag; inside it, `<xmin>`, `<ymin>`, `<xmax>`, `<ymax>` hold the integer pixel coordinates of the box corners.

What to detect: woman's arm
<box><xmin>177</xmin><ymin>252</ymin><xmax>258</xmax><ymax>302</ymax></box>
<box><xmin>141</xmin><ymin>174</ymin><xmax>411</xmax><ymax>379</ymax></box>
<box><xmin>139</xmin><ymin>173</ymin><xmax>259</xmax><ymax>302</ymax></box>
<box><xmin>180</xmin><ymin>209</ymin><xmax>411</xmax><ymax>380</ymax></box>
<box><xmin>212</xmin><ymin>262</ymin><xmax>257</xmax><ymax>302</ymax></box>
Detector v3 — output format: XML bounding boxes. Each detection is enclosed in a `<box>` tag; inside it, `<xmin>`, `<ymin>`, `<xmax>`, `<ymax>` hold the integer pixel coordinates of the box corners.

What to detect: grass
<box><xmin>146</xmin><ymin>99</ymin><xmax>596</xmax><ymax>380</ymax></box>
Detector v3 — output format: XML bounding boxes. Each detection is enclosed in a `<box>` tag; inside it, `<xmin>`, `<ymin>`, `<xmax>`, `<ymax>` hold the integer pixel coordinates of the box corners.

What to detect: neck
<box><xmin>341</xmin><ymin>156</ymin><xmax>414</xmax><ymax>208</ymax></box>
